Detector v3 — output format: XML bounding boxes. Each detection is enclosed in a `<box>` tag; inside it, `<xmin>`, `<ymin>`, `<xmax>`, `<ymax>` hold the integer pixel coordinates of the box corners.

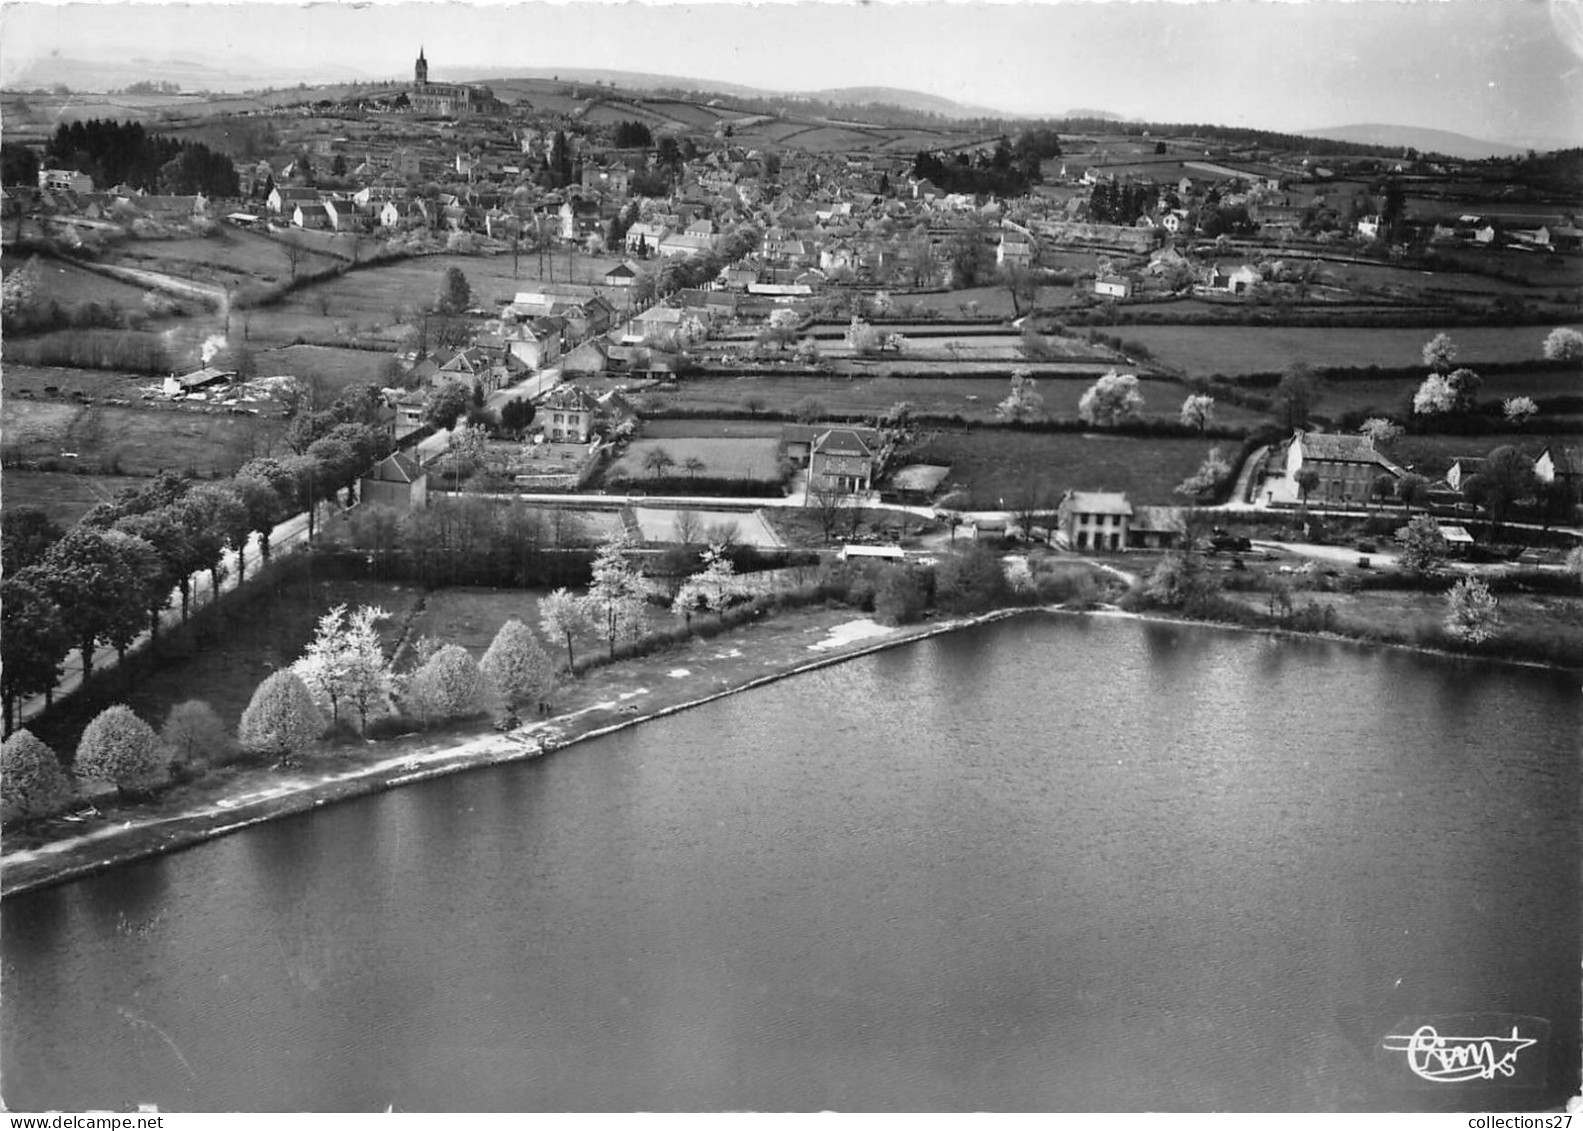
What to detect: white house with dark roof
<box><xmin>1056</xmin><ymin>491</ymin><xmax>1133</xmax><ymax>552</ymax></box>
<box><xmin>1534</xmin><ymin>444</ymin><xmax>1582</xmax><ymax>497</ymax></box>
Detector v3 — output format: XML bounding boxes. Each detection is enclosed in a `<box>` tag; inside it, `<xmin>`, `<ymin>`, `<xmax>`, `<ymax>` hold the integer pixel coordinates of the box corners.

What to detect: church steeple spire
<box><xmin>415</xmin><ymin>46</ymin><xmax>428</xmax><ymax>87</ymax></box>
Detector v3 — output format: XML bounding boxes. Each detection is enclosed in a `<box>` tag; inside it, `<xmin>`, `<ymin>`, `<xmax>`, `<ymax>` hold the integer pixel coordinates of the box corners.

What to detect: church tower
<box><xmin>414</xmin><ymin>47</ymin><xmax>428</xmax><ymax>87</ymax></box>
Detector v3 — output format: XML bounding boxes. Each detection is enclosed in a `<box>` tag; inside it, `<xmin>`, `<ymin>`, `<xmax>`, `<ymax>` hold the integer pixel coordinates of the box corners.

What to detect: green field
<box><xmin>1316</xmin><ymin>367</ymin><xmax>1583</xmax><ymax>419</ymax></box>
<box><xmin>2</xmin><ymin>254</ymin><xmax>153</xmax><ymax>312</ymax></box>
<box><xmin>909</xmin><ymin>430</ymin><xmax>1222</xmax><ymax>508</ymax></box>
<box><xmin>652</xmin><ymin>371</ymin><xmax>1267</xmax><ymax>427</ymax></box>
<box><xmin>1117</xmin><ymin>324</ymin><xmax>1570</xmax><ymax>377</ymax></box>
<box><xmin>232</xmin><ymin>247</ymin><xmax>626</xmax><ymax>349</ymax></box>
<box><xmin>0</xmin><ymin>398</ymin><xmax>278</xmax><ymax>479</ymax></box>
<box><xmin>0</xmin><ymin>471</ymin><xmax>152</xmax><ymax>527</ymax></box>
<box><xmin>1384</xmin><ymin>434</ymin><xmax>1549</xmax><ymax>478</ymax></box>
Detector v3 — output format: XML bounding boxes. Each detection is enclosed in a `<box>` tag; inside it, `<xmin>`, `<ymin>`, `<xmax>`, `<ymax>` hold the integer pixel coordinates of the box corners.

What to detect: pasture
<box><xmin>606</xmin><ymin>436</ymin><xmax>785</xmax><ymax>482</ymax></box>
<box><xmin>0</xmin><ymin>471</ymin><xmax>151</xmax><ymax>527</ymax></box>
<box><xmin>231</xmin><ymin>247</ymin><xmax>626</xmax><ymax>350</ymax></box>
<box><xmin>3</xmin><ymin>254</ymin><xmax>152</xmax><ymax>312</ymax></box>
<box><xmin>1385</xmin><ymin>434</ymin><xmax>1549</xmax><ymax>478</ymax></box>
<box><xmin>0</xmin><ymin>398</ymin><xmax>277</xmax><ymax>479</ymax></box>
<box><xmin>1115</xmin><ymin>324</ymin><xmax>1568</xmax><ymax>377</ymax></box>
<box><xmin>121</xmin><ymin>227</ymin><xmax>340</xmax><ymax>292</ymax></box>
<box><xmin>910</xmin><ymin>429</ymin><xmax>1223</xmax><ymax>508</ymax></box>
<box><xmin>645</xmin><ymin>371</ymin><xmax>1268</xmax><ymax>427</ymax></box>
<box><xmin>1314</xmin><ymin>367</ymin><xmax>1583</xmax><ymax>420</ymax></box>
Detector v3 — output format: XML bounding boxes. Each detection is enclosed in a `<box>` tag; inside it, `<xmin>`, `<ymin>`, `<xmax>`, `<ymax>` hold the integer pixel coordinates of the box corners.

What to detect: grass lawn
<box><xmin>607</xmin><ymin>436</ymin><xmax>784</xmax><ymax>481</ymax></box>
<box><xmin>909</xmin><ymin>429</ymin><xmax>1223</xmax><ymax>508</ymax></box>
<box><xmin>399</xmin><ymin>587</ymin><xmax>550</xmax><ymax>670</ymax></box>
<box><xmin>1117</xmin><ymin>324</ymin><xmax>1569</xmax><ymax>377</ymax></box>
<box><xmin>640</xmin><ymin>419</ymin><xmax>787</xmax><ymax>440</ymax></box>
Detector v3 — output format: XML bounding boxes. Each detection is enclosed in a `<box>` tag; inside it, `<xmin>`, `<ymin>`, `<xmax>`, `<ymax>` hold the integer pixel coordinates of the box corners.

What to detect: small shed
<box><xmin>1437</xmin><ymin>524</ymin><xmax>1475</xmax><ymax>557</ymax></box>
<box><xmin>839</xmin><ymin>544</ymin><xmax>905</xmax><ymax>562</ymax></box>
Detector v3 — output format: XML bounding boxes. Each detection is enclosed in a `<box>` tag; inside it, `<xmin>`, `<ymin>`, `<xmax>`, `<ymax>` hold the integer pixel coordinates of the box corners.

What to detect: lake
<box><xmin>3</xmin><ymin>615</ymin><xmax>1577</xmax><ymax>1112</ymax></box>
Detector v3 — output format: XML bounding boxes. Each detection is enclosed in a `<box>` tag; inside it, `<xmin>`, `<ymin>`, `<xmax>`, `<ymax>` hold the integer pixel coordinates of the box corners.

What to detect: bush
<box><xmin>405</xmin><ymin>644</ymin><xmax>487</xmax><ymax>725</ymax></box>
<box><xmin>76</xmin><ymin>704</ymin><xmax>165</xmax><ymax>797</ymax></box>
<box><xmin>239</xmin><ymin>670</ymin><xmax>326</xmax><ymax>759</ymax></box>
<box><xmin>933</xmin><ymin>546</ymin><xmax>1010</xmax><ymax>614</ymax></box>
<box><xmin>2</xmin><ymin>729</ymin><xmax>72</xmax><ymax>821</ymax></box>
<box><xmin>873</xmin><ymin>565</ymin><xmax>929</xmax><ymax>625</ymax></box>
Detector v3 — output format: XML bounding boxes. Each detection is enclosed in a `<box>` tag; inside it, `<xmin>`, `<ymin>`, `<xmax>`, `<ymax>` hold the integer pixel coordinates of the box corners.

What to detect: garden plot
<box><xmin>607</xmin><ymin>437</ymin><xmax>785</xmax><ymax>482</ymax></box>
<box><xmin>630</xmin><ymin>506</ymin><xmax>783</xmax><ymax>548</ymax></box>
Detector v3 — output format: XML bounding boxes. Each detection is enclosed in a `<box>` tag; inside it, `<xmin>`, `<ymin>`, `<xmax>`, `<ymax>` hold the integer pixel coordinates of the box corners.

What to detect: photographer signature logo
<box><xmin>1381</xmin><ymin>1023</ymin><xmax>1537</xmax><ymax>1084</ymax></box>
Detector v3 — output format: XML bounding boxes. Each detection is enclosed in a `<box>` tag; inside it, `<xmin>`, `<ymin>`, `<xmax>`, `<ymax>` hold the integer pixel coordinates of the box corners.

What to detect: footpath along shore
<box><xmin>0</xmin><ymin>604</ymin><xmax>1034</xmax><ymax>900</ymax></box>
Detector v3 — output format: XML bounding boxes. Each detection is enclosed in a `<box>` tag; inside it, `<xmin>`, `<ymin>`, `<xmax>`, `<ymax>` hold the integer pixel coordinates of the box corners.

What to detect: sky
<box><xmin>3</xmin><ymin>0</ymin><xmax>1582</xmax><ymax>147</ymax></box>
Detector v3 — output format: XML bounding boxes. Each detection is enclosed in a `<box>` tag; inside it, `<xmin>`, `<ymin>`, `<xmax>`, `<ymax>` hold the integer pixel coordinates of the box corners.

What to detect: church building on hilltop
<box><xmin>409</xmin><ymin>47</ymin><xmax>502</xmax><ymax>117</ymax></box>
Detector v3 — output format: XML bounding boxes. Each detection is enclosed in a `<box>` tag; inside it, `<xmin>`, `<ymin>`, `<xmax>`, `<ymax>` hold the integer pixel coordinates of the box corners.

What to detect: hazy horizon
<box><xmin>3</xmin><ymin>0</ymin><xmax>1582</xmax><ymax>148</ymax></box>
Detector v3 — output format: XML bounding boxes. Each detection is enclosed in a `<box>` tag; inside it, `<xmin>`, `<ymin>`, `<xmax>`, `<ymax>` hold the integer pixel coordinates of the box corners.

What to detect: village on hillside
<box><xmin>2</xmin><ymin>46</ymin><xmax>1581</xmax><ymax>824</ymax></box>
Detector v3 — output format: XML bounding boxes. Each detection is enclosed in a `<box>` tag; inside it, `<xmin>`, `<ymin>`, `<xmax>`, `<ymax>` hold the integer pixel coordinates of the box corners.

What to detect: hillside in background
<box><xmin>1303</xmin><ymin>123</ymin><xmax>1527</xmax><ymax>160</ymax></box>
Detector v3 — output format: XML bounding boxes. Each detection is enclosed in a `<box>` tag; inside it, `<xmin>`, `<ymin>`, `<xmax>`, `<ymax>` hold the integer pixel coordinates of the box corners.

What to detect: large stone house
<box><xmin>807</xmin><ymin>428</ymin><xmax>878</xmax><ymax>497</ymax></box>
<box><xmin>538</xmin><ymin>384</ymin><xmax>600</xmax><ymax>443</ymax></box>
<box><xmin>1279</xmin><ymin>430</ymin><xmax>1403</xmax><ymax>505</ymax></box>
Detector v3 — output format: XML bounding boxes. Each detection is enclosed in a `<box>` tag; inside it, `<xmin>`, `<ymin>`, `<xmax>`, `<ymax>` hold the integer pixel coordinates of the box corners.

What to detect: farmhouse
<box><xmin>1534</xmin><ymin>445</ymin><xmax>1582</xmax><ymax>497</ymax></box>
<box><xmin>1279</xmin><ymin>431</ymin><xmax>1403</xmax><ymax>505</ymax></box>
<box><xmin>1094</xmin><ymin>275</ymin><xmax>1134</xmax><ymax>299</ymax></box>
<box><xmin>1056</xmin><ymin>491</ymin><xmax>1133</xmax><ymax>552</ymax></box>
<box><xmin>1128</xmin><ymin>505</ymin><xmax>1187</xmax><ymax>550</ymax></box>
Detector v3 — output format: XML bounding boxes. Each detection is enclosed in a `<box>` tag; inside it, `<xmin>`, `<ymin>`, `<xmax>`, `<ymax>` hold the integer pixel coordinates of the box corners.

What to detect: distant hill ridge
<box><xmin>1303</xmin><ymin>123</ymin><xmax>1525</xmax><ymax>160</ymax></box>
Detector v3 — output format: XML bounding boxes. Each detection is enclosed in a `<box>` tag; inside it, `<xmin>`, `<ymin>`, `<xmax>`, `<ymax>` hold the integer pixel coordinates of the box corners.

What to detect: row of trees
<box><xmin>0</xmin><ymin>402</ymin><xmax>393</xmax><ymax>733</ymax></box>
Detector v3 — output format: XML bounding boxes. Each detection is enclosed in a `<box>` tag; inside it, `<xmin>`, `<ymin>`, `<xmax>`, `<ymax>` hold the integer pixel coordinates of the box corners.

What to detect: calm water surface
<box><xmin>3</xmin><ymin>616</ymin><xmax>1578</xmax><ymax>1111</ymax></box>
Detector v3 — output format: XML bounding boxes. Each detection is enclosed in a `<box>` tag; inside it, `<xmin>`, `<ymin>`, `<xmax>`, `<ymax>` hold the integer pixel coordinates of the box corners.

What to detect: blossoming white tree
<box><xmin>293</xmin><ymin>604</ymin><xmax>394</xmax><ymax>734</ymax></box>
<box><xmin>1079</xmin><ymin>370</ymin><xmax>1144</xmax><ymax>427</ymax></box>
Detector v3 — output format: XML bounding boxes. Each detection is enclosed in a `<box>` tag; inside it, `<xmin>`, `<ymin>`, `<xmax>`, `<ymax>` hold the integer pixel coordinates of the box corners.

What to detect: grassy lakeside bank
<box><xmin>0</xmin><ymin>603</ymin><xmax>1029</xmax><ymax>899</ymax></box>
